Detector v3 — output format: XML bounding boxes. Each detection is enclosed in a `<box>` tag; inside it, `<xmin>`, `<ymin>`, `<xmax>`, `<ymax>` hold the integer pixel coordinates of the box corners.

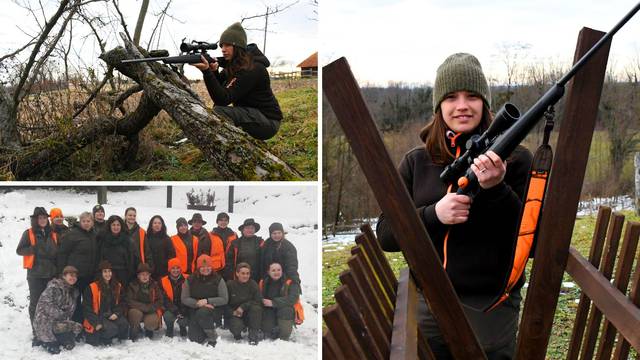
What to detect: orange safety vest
<box><xmin>170</xmin><ymin>234</ymin><xmax>199</xmax><ymax>274</ymax></box>
<box><xmin>207</xmin><ymin>233</ymin><xmax>226</xmax><ymax>272</ymax></box>
<box><xmin>259</xmin><ymin>279</ymin><xmax>304</xmax><ymax>325</ymax></box>
<box><xmin>23</xmin><ymin>229</ymin><xmax>58</xmax><ymax>269</ymax></box>
<box><xmin>138</xmin><ymin>228</ymin><xmax>146</xmax><ymax>264</ymax></box>
<box><xmin>212</xmin><ymin>232</ymin><xmax>238</xmax><ymax>254</ymax></box>
<box><xmin>160</xmin><ymin>274</ymin><xmax>189</xmax><ymax>303</ymax></box>
<box><xmin>83</xmin><ymin>281</ymin><xmax>122</xmax><ymax>333</ymax></box>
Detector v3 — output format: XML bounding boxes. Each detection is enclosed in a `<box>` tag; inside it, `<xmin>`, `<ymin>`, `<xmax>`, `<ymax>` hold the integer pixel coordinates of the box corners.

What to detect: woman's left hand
<box><xmin>470</xmin><ymin>151</ymin><xmax>506</xmax><ymax>189</ymax></box>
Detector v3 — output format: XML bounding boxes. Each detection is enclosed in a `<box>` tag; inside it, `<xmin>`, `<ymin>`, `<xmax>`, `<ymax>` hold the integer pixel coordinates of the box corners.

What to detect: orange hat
<box><xmin>50</xmin><ymin>208</ymin><xmax>63</xmax><ymax>219</ymax></box>
<box><xmin>197</xmin><ymin>254</ymin><xmax>213</xmax><ymax>269</ymax></box>
<box><xmin>168</xmin><ymin>257</ymin><xmax>182</xmax><ymax>272</ymax></box>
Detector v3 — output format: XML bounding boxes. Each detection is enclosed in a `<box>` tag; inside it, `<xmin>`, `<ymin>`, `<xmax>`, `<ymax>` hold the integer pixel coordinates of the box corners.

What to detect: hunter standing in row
<box><xmin>192</xmin><ymin>22</ymin><xmax>283</xmax><ymax>140</ymax></box>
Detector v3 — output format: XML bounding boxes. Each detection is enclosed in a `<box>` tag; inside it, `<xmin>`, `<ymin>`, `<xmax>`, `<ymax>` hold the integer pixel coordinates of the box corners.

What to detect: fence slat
<box><xmin>348</xmin><ymin>253</ymin><xmax>395</xmax><ymax>323</ymax></box>
<box><xmin>595</xmin><ymin>222</ymin><xmax>640</xmax><ymax>360</ymax></box>
<box><xmin>323</xmin><ymin>304</ymin><xmax>367</xmax><ymax>359</ymax></box>
<box><xmin>335</xmin><ymin>285</ymin><xmax>386</xmax><ymax>360</ymax></box>
<box><xmin>565</xmin><ymin>247</ymin><xmax>640</xmax><ymax>350</ymax></box>
<box><xmin>351</xmin><ymin>245</ymin><xmax>395</xmax><ymax>318</ymax></box>
<box><xmin>515</xmin><ymin>27</ymin><xmax>611</xmax><ymax>360</ymax></box>
<box><xmin>390</xmin><ymin>268</ymin><xmax>419</xmax><ymax>360</ymax></box>
<box><xmin>359</xmin><ymin>224</ymin><xmax>399</xmax><ymax>292</ymax></box>
<box><xmin>612</xmin><ymin>256</ymin><xmax>640</xmax><ymax>359</ymax></box>
<box><xmin>579</xmin><ymin>213</ymin><xmax>625</xmax><ymax>360</ymax></box>
<box><xmin>567</xmin><ymin>206</ymin><xmax>612</xmax><ymax>360</ymax></box>
<box><xmin>323</xmin><ymin>328</ymin><xmax>345</xmax><ymax>359</ymax></box>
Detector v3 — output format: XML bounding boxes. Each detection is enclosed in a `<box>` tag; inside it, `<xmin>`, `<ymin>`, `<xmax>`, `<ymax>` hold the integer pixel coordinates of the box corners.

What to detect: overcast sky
<box><xmin>320</xmin><ymin>0</ymin><xmax>640</xmax><ymax>86</ymax></box>
<box><xmin>0</xmin><ymin>0</ymin><xmax>318</xmax><ymax>79</ymax></box>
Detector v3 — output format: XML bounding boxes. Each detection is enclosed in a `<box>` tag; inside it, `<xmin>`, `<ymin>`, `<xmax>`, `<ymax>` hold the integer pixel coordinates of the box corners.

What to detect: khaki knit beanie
<box><xmin>219</xmin><ymin>22</ymin><xmax>247</xmax><ymax>49</ymax></box>
<box><xmin>432</xmin><ymin>53</ymin><xmax>491</xmax><ymax>111</ymax></box>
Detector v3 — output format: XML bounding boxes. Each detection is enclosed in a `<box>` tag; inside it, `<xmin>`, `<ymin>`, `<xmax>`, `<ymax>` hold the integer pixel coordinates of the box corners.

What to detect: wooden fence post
<box><xmin>514</xmin><ymin>27</ymin><xmax>611</xmax><ymax>359</ymax></box>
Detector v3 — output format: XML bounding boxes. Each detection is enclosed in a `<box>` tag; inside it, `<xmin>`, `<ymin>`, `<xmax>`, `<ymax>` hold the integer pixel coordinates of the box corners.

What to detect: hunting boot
<box><xmin>204</xmin><ymin>328</ymin><xmax>218</xmax><ymax>347</ymax></box>
<box><xmin>145</xmin><ymin>329</ymin><xmax>154</xmax><ymax>339</ymax></box>
<box><xmin>42</xmin><ymin>342</ymin><xmax>61</xmax><ymax>354</ymax></box>
<box><xmin>165</xmin><ymin>324</ymin><xmax>174</xmax><ymax>338</ymax></box>
<box><xmin>248</xmin><ymin>329</ymin><xmax>259</xmax><ymax>346</ymax></box>
<box><xmin>179</xmin><ymin>325</ymin><xmax>187</xmax><ymax>338</ymax></box>
<box><xmin>56</xmin><ymin>332</ymin><xmax>76</xmax><ymax>350</ymax></box>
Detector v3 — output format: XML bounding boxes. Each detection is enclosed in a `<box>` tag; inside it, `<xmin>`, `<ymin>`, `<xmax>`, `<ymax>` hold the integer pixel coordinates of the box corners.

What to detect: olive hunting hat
<box><xmin>30</xmin><ymin>207</ymin><xmax>49</xmax><ymax>218</ymax></box>
<box><xmin>92</xmin><ymin>204</ymin><xmax>105</xmax><ymax>215</ymax></box>
<box><xmin>188</xmin><ymin>213</ymin><xmax>206</xmax><ymax>226</ymax></box>
<box><xmin>176</xmin><ymin>217</ymin><xmax>188</xmax><ymax>228</ymax></box>
<box><xmin>268</xmin><ymin>222</ymin><xmax>284</xmax><ymax>234</ymax></box>
<box><xmin>433</xmin><ymin>53</ymin><xmax>491</xmax><ymax>111</ymax></box>
<box><xmin>238</xmin><ymin>218</ymin><xmax>260</xmax><ymax>232</ymax></box>
<box><xmin>219</xmin><ymin>22</ymin><xmax>247</xmax><ymax>49</ymax></box>
<box><xmin>216</xmin><ymin>212</ymin><xmax>230</xmax><ymax>222</ymax></box>
<box><xmin>62</xmin><ymin>265</ymin><xmax>79</xmax><ymax>276</ymax></box>
<box><xmin>137</xmin><ymin>263</ymin><xmax>153</xmax><ymax>274</ymax></box>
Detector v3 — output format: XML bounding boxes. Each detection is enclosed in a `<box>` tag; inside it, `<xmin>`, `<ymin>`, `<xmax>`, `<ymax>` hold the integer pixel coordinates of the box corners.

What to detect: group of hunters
<box><xmin>17</xmin><ymin>205</ymin><xmax>303</xmax><ymax>354</ymax></box>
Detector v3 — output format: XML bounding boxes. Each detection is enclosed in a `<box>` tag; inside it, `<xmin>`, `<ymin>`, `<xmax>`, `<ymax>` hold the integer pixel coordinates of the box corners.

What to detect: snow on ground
<box><xmin>0</xmin><ymin>186</ymin><xmax>318</xmax><ymax>359</ymax></box>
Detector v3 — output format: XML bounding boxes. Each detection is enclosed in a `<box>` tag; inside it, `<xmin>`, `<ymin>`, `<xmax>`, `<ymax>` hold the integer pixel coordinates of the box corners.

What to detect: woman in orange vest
<box><xmin>226</xmin><ymin>218</ymin><xmax>264</xmax><ymax>281</ymax></box>
<box><xmin>375</xmin><ymin>53</ymin><xmax>532</xmax><ymax>359</ymax></box>
<box><xmin>49</xmin><ymin>208</ymin><xmax>69</xmax><ymax>237</ymax></box>
<box><xmin>146</xmin><ymin>215</ymin><xmax>175</xmax><ymax>280</ymax></box>
<box><xmin>260</xmin><ymin>261</ymin><xmax>300</xmax><ymax>341</ymax></box>
<box><xmin>211</xmin><ymin>212</ymin><xmax>237</xmax><ymax>280</ymax></box>
<box><xmin>16</xmin><ymin>206</ymin><xmax>59</xmax><ymax>343</ymax></box>
<box><xmin>170</xmin><ymin>217</ymin><xmax>202</xmax><ymax>274</ymax></box>
<box><xmin>124</xmin><ymin>207</ymin><xmax>154</xmax><ymax>273</ymax></box>
<box><xmin>160</xmin><ymin>258</ymin><xmax>189</xmax><ymax>338</ymax></box>
<box><xmin>83</xmin><ymin>260</ymin><xmax>128</xmax><ymax>346</ymax></box>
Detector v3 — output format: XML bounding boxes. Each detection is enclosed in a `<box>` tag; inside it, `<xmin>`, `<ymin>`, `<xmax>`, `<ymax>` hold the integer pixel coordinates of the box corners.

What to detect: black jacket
<box><xmin>147</xmin><ymin>231</ymin><xmax>175</xmax><ymax>279</ymax></box>
<box><xmin>56</xmin><ymin>224</ymin><xmax>98</xmax><ymax>278</ymax></box>
<box><xmin>16</xmin><ymin>224</ymin><xmax>58</xmax><ymax>279</ymax></box>
<box><xmin>202</xmin><ymin>44</ymin><xmax>283</xmax><ymax>120</ymax></box>
<box><xmin>261</xmin><ymin>238</ymin><xmax>299</xmax><ymax>283</ymax></box>
<box><xmin>97</xmin><ymin>231</ymin><xmax>134</xmax><ymax>279</ymax></box>
<box><xmin>376</xmin><ymin>142</ymin><xmax>532</xmax><ymax>303</ymax></box>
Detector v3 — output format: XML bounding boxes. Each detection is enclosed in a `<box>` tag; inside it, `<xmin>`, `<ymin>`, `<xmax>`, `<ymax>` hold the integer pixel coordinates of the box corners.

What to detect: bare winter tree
<box><xmin>241</xmin><ymin>1</ymin><xmax>299</xmax><ymax>55</ymax></box>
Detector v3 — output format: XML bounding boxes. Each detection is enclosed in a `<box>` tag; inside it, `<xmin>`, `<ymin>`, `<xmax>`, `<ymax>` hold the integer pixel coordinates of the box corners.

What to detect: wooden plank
<box><xmin>339</xmin><ymin>269</ymin><xmax>391</xmax><ymax>351</ymax></box>
<box><xmin>579</xmin><ymin>213</ymin><xmax>625</xmax><ymax>360</ymax></box>
<box><xmin>514</xmin><ymin>27</ymin><xmax>611</xmax><ymax>360</ymax></box>
<box><xmin>595</xmin><ymin>222</ymin><xmax>640</xmax><ymax>360</ymax></box>
<box><xmin>335</xmin><ymin>285</ymin><xmax>386</xmax><ymax>360</ymax></box>
<box><xmin>323</xmin><ymin>328</ymin><xmax>345</xmax><ymax>360</ymax></box>
<box><xmin>323</xmin><ymin>304</ymin><xmax>367</xmax><ymax>359</ymax></box>
<box><xmin>359</xmin><ymin>224</ymin><xmax>399</xmax><ymax>292</ymax></box>
<box><xmin>355</xmin><ymin>232</ymin><xmax>397</xmax><ymax>302</ymax></box>
<box><xmin>566</xmin><ymin>206</ymin><xmax>612</xmax><ymax>360</ymax></box>
<box><xmin>612</xmin><ymin>256</ymin><xmax>640</xmax><ymax>359</ymax></box>
<box><xmin>323</xmin><ymin>56</ymin><xmax>485</xmax><ymax>360</ymax></box>
<box><xmin>390</xmin><ymin>268</ymin><xmax>419</xmax><ymax>360</ymax></box>
<box><xmin>348</xmin><ymin>252</ymin><xmax>395</xmax><ymax>322</ymax></box>
<box><xmin>565</xmin><ymin>247</ymin><xmax>640</xmax><ymax>350</ymax></box>
<box><xmin>351</xmin><ymin>245</ymin><xmax>395</xmax><ymax>318</ymax></box>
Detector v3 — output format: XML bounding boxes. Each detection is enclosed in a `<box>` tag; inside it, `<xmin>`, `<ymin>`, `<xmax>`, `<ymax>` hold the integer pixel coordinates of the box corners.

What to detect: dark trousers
<box><xmin>262</xmin><ymin>306</ymin><xmax>294</xmax><ymax>340</ymax></box>
<box><xmin>213</xmin><ymin>106</ymin><xmax>280</xmax><ymax>140</ymax></box>
<box><xmin>225</xmin><ymin>305</ymin><xmax>262</xmax><ymax>339</ymax></box>
<box><xmin>163</xmin><ymin>310</ymin><xmax>188</xmax><ymax>333</ymax></box>
<box><xmin>85</xmin><ymin>316</ymin><xmax>129</xmax><ymax>346</ymax></box>
<box><xmin>418</xmin><ymin>292</ymin><xmax>522</xmax><ymax>360</ymax></box>
<box><xmin>27</xmin><ymin>278</ymin><xmax>50</xmax><ymax>331</ymax></box>
<box><xmin>187</xmin><ymin>307</ymin><xmax>220</xmax><ymax>344</ymax></box>
<box><xmin>71</xmin><ymin>275</ymin><xmax>92</xmax><ymax>323</ymax></box>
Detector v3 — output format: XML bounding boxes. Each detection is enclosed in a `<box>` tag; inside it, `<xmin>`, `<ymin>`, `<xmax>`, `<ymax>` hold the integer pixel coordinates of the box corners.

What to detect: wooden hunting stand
<box><xmin>323</xmin><ymin>26</ymin><xmax>640</xmax><ymax>359</ymax></box>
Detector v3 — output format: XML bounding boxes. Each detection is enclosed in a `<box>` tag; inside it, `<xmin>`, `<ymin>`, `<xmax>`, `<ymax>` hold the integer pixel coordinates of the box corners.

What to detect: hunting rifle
<box><xmin>121</xmin><ymin>40</ymin><xmax>222</xmax><ymax>65</ymax></box>
<box><xmin>440</xmin><ymin>1</ymin><xmax>640</xmax><ymax>197</ymax></box>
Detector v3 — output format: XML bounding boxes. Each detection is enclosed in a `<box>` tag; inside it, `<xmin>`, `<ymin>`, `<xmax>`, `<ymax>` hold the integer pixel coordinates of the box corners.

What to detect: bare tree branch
<box><xmin>72</xmin><ymin>67</ymin><xmax>113</xmax><ymax>119</ymax></box>
<box><xmin>0</xmin><ymin>39</ymin><xmax>37</xmax><ymax>64</ymax></box>
<box><xmin>133</xmin><ymin>0</ymin><xmax>150</xmax><ymax>45</ymax></box>
<box><xmin>111</xmin><ymin>0</ymin><xmax>132</xmax><ymax>42</ymax></box>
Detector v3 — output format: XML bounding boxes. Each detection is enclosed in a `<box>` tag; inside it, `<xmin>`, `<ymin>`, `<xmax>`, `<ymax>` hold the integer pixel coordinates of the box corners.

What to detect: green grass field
<box><xmin>322</xmin><ymin>210</ymin><xmax>640</xmax><ymax>358</ymax></box>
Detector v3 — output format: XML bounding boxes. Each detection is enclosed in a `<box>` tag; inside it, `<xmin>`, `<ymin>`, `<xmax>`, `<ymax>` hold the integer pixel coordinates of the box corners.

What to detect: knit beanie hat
<box><xmin>62</xmin><ymin>265</ymin><xmax>79</xmax><ymax>276</ymax></box>
<box><xmin>197</xmin><ymin>254</ymin><xmax>213</xmax><ymax>269</ymax></box>
<box><xmin>49</xmin><ymin>208</ymin><xmax>63</xmax><ymax>219</ymax></box>
<box><xmin>269</xmin><ymin>222</ymin><xmax>284</xmax><ymax>234</ymax></box>
<box><xmin>219</xmin><ymin>22</ymin><xmax>247</xmax><ymax>49</ymax></box>
<box><xmin>98</xmin><ymin>260</ymin><xmax>112</xmax><ymax>271</ymax></box>
<box><xmin>92</xmin><ymin>205</ymin><xmax>105</xmax><ymax>215</ymax></box>
<box><xmin>432</xmin><ymin>53</ymin><xmax>491</xmax><ymax>111</ymax></box>
<box><xmin>216</xmin><ymin>212</ymin><xmax>230</xmax><ymax>222</ymax></box>
<box><xmin>176</xmin><ymin>217</ymin><xmax>188</xmax><ymax>228</ymax></box>
<box><xmin>168</xmin><ymin>257</ymin><xmax>182</xmax><ymax>272</ymax></box>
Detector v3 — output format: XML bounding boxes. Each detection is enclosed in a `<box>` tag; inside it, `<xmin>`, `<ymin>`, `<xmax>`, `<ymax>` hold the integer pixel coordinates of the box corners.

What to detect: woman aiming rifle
<box><xmin>376</xmin><ymin>53</ymin><xmax>532</xmax><ymax>359</ymax></box>
<box><xmin>192</xmin><ymin>22</ymin><xmax>283</xmax><ymax>140</ymax></box>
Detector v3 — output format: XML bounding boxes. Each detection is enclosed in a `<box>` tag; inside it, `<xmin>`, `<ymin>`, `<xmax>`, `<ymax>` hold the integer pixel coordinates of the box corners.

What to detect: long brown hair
<box><xmin>419</xmin><ymin>102</ymin><xmax>492</xmax><ymax>165</ymax></box>
<box><xmin>224</xmin><ymin>46</ymin><xmax>254</xmax><ymax>80</ymax></box>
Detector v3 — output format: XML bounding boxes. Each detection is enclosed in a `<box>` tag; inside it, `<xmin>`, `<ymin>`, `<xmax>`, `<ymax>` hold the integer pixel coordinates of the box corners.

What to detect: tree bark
<box><xmin>133</xmin><ymin>0</ymin><xmax>150</xmax><ymax>46</ymax></box>
<box><xmin>99</xmin><ymin>34</ymin><xmax>301</xmax><ymax>180</ymax></box>
<box><xmin>0</xmin><ymin>85</ymin><xmax>20</xmax><ymax>149</ymax></box>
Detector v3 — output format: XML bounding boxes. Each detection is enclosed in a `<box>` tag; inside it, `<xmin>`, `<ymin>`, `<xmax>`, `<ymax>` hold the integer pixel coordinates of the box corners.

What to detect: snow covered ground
<box><xmin>0</xmin><ymin>186</ymin><xmax>319</xmax><ymax>359</ymax></box>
